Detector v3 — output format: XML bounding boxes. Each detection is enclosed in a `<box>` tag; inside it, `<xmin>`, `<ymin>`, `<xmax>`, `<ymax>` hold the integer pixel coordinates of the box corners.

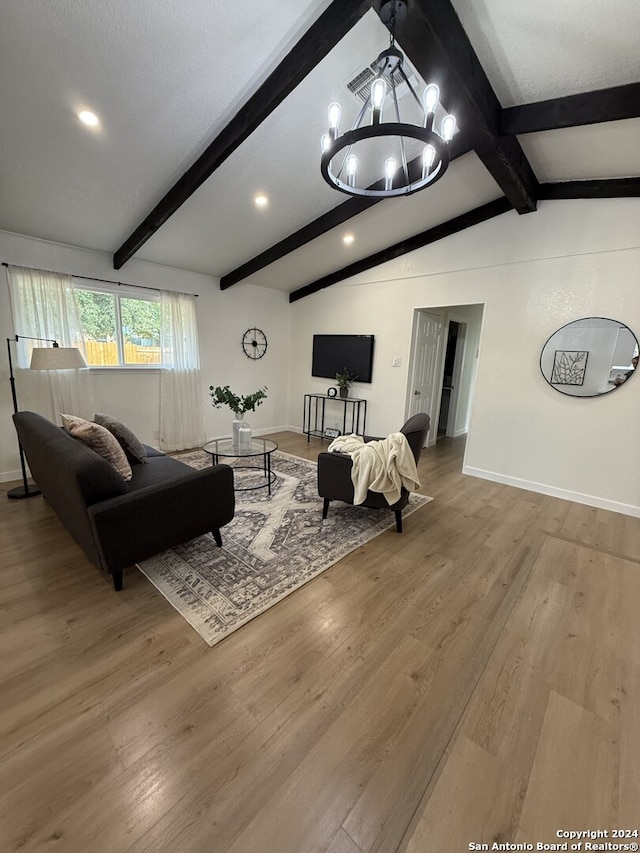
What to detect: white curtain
<box><xmin>159</xmin><ymin>290</ymin><xmax>206</xmax><ymax>451</ymax></box>
<box><xmin>7</xmin><ymin>265</ymin><xmax>94</xmax><ymax>422</ymax></box>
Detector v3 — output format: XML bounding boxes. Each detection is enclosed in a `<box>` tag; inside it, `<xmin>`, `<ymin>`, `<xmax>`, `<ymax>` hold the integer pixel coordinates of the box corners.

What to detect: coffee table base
<box><xmin>214</xmin><ymin>461</ymin><xmax>275</xmax><ymax>495</ymax></box>
<box><xmin>203</xmin><ymin>438</ymin><xmax>278</xmax><ymax>497</ymax></box>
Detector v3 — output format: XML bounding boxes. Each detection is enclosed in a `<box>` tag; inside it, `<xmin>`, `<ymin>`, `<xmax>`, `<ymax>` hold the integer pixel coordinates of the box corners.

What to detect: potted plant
<box><xmin>209</xmin><ymin>384</ymin><xmax>268</xmax><ymax>448</ymax></box>
<box><xmin>335</xmin><ymin>368</ymin><xmax>357</xmax><ymax>398</ymax></box>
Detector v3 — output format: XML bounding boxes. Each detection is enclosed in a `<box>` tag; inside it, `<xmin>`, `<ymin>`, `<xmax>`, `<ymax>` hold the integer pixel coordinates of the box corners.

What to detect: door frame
<box><xmin>405</xmin><ymin>308</ymin><xmax>447</xmax><ymax>448</ymax></box>
<box><xmin>406</xmin><ymin>304</ymin><xmax>482</xmax><ymax>449</ymax></box>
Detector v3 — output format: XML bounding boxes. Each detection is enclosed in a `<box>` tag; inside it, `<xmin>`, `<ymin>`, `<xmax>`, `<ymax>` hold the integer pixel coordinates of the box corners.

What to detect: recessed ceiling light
<box><xmin>254</xmin><ymin>194</ymin><xmax>268</xmax><ymax>207</ymax></box>
<box><xmin>343</xmin><ymin>233</ymin><xmax>355</xmax><ymax>245</ymax></box>
<box><xmin>77</xmin><ymin>110</ymin><xmax>99</xmax><ymax>127</ymax></box>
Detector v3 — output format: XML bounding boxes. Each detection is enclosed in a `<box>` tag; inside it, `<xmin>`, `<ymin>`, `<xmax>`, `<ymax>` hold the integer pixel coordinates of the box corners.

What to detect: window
<box><xmin>74</xmin><ymin>282</ymin><xmax>161</xmax><ymax>367</ymax></box>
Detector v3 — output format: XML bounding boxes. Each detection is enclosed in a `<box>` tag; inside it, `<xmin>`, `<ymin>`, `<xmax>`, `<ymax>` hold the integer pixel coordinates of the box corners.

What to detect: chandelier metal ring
<box><xmin>320</xmin><ymin>0</ymin><xmax>455</xmax><ymax>200</ymax></box>
<box><xmin>321</xmin><ymin>124</ymin><xmax>450</xmax><ymax>198</ymax></box>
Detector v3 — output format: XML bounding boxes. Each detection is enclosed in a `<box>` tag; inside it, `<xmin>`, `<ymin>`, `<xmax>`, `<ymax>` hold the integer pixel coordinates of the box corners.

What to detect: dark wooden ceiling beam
<box><xmin>112</xmin><ymin>0</ymin><xmax>373</xmax><ymax>270</ymax></box>
<box><xmin>539</xmin><ymin>177</ymin><xmax>640</xmax><ymax>200</ymax></box>
<box><xmin>394</xmin><ymin>0</ymin><xmax>538</xmax><ymax>215</ymax></box>
<box><xmin>501</xmin><ymin>82</ymin><xmax>640</xmax><ymax>135</ymax></box>
<box><xmin>289</xmin><ymin>196</ymin><xmax>513</xmax><ymax>302</ymax></box>
<box><xmin>220</xmin><ymin>135</ymin><xmax>473</xmax><ymax>289</ymax></box>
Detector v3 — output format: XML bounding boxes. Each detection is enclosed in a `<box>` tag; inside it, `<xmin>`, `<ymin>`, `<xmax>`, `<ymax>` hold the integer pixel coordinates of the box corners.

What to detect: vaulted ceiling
<box><xmin>0</xmin><ymin>0</ymin><xmax>638</xmax><ymax>301</ymax></box>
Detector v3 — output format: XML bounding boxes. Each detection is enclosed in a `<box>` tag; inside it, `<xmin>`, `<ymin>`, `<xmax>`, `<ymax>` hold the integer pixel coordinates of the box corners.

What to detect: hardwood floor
<box><xmin>0</xmin><ymin>432</ymin><xmax>638</xmax><ymax>852</ymax></box>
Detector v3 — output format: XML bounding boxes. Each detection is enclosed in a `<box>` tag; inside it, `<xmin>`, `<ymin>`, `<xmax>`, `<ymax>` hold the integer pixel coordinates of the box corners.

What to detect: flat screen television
<box><xmin>312</xmin><ymin>334</ymin><xmax>375</xmax><ymax>383</ymax></box>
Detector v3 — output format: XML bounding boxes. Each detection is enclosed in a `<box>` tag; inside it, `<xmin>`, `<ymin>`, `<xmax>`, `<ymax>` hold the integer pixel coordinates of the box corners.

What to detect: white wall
<box><xmin>0</xmin><ymin>230</ymin><xmax>290</xmax><ymax>481</ymax></box>
<box><xmin>288</xmin><ymin>198</ymin><xmax>640</xmax><ymax>516</ymax></box>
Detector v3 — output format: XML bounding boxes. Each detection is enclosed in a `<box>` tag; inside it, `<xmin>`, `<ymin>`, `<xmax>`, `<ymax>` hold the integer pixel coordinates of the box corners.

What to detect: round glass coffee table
<box><xmin>202</xmin><ymin>437</ymin><xmax>278</xmax><ymax>495</ymax></box>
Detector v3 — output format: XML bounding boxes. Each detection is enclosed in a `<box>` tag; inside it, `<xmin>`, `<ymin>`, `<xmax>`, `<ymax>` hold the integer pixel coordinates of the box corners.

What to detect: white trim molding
<box><xmin>463</xmin><ymin>466</ymin><xmax>640</xmax><ymax>518</ymax></box>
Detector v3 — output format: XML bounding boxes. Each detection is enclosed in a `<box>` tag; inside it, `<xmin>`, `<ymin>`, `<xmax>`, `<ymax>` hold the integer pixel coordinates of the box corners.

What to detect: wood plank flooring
<box><xmin>0</xmin><ymin>432</ymin><xmax>638</xmax><ymax>852</ymax></box>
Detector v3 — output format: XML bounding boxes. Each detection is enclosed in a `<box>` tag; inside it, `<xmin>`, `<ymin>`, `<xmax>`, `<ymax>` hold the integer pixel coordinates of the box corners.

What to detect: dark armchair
<box><xmin>317</xmin><ymin>412</ymin><xmax>430</xmax><ymax>533</ymax></box>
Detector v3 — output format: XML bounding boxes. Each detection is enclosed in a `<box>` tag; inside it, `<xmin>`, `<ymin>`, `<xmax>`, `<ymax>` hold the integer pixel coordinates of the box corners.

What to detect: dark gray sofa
<box><xmin>13</xmin><ymin>411</ymin><xmax>235</xmax><ymax>590</ymax></box>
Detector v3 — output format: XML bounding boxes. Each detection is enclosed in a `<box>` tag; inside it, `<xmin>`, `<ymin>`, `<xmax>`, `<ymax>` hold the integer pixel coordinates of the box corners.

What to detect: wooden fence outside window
<box><xmin>85</xmin><ymin>341</ymin><xmax>161</xmax><ymax>366</ymax></box>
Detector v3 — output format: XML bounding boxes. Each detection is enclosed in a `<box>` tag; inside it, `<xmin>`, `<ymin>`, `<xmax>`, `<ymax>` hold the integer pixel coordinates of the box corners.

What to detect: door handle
<box><xmin>414</xmin><ymin>390</ymin><xmax>421</xmax><ymax>396</ymax></box>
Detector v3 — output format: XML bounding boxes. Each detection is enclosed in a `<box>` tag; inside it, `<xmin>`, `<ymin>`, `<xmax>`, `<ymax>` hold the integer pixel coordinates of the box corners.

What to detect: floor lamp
<box><xmin>6</xmin><ymin>334</ymin><xmax>88</xmax><ymax>499</ymax></box>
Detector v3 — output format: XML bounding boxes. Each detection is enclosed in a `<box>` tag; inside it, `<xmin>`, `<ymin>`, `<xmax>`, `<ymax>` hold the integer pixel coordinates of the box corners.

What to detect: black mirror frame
<box><xmin>540</xmin><ymin>316</ymin><xmax>638</xmax><ymax>398</ymax></box>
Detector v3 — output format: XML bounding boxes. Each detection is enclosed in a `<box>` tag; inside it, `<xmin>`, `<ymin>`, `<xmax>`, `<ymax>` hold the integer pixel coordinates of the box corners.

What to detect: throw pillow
<box><xmin>61</xmin><ymin>414</ymin><xmax>133</xmax><ymax>481</ymax></box>
<box><xmin>94</xmin><ymin>413</ymin><xmax>148</xmax><ymax>464</ymax></box>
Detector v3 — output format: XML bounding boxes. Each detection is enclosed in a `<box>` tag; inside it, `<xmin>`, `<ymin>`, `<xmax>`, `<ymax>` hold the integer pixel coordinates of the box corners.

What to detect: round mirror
<box><xmin>540</xmin><ymin>317</ymin><xmax>638</xmax><ymax>397</ymax></box>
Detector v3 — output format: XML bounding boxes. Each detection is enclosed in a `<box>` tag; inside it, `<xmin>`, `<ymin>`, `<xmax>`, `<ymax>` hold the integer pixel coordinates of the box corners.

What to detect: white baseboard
<box><xmin>0</xmin><ymin>469</ymin><xmax>22</xmax><ymax>484</ymax></box>
<box><xmin>463</xmin><ymin>466</ymin><xmax>640</xmax><ymax>518</ymax></box>
<box><xmin>253</xmin><ymin>424</ymin><xmax>299</xmax><ymax>437</ymax></box>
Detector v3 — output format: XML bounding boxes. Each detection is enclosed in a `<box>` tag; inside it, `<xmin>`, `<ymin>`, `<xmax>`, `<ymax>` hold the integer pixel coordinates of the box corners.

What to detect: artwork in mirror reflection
<box><xmin>550</xmin><ymin>350</ymin><xmax>588</xmax><ymax>386</ymax></box>
<box><xmin>540</xmin><ymin>318</ymin><xmax>638</xmax><ymax>397</ymax></box>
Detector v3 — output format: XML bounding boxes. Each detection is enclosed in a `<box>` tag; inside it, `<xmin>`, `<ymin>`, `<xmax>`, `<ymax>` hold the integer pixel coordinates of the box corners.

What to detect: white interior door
<box><xmin>408</xmin><ymin>310</ymin><xmax>445</xmax><ymax>447</ymax></box>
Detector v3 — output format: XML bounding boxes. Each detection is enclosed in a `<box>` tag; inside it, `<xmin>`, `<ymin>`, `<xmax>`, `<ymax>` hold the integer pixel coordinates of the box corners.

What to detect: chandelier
<box><xmin>320</xmin><ymin>0</ymin><xmax>456</xmax><ymax>199</ymax></box>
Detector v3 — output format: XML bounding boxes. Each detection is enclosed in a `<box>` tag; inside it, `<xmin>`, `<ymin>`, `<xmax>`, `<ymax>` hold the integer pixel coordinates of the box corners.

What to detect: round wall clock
<box><xmin>242</xmin><ymin>328</ymin><xmax>267</xmax><ymax>360</ymax></box>
<box><xmin>327</xmin><ymin>386</ymin><xmax>337</xmax><ymax>397</ymax></box>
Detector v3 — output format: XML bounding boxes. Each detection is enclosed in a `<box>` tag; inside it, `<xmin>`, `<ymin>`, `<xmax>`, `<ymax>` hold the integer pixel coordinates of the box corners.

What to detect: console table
<box><xmin>303</xmin><ymin>393</ymin><xmax>367</xmax><ymax>442</ymax></box>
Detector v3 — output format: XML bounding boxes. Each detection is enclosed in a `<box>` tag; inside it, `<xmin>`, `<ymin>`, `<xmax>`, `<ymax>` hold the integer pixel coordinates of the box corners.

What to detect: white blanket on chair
<box><xmin>327</xmin><ymin>432</ymin><xmax>421</xmax><ymax>506</ymax></box>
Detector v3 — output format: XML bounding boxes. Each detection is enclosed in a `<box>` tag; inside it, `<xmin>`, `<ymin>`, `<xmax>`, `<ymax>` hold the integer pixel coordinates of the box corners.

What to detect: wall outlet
<box><xmin>392</xmin><ymin>357</ymin><xmax>402</xmax><ymax>367</ymax></box>
<box><xmin>153</xmin><ymin>430</ymin><xmax>160</xmax><ymax>440</ymax></box>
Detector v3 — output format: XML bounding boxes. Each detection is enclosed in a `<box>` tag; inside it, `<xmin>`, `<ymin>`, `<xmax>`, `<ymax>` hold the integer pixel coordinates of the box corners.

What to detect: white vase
<box><xmin>232</xmin><ymin>416</ymin><xmax>243</xmax><ymax>448</ymax></box>
<box><xmin>238</xmin><ymin>421</ymin><xmax>252</xmax><ymax>451</ymax></box>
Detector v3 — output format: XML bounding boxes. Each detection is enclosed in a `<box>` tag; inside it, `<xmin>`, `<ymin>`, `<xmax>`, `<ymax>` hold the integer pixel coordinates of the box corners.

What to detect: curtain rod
<box><xmin>2</xmin><ymin>261</ymin><xmax>199</xmax><ymax>297</ymax></box>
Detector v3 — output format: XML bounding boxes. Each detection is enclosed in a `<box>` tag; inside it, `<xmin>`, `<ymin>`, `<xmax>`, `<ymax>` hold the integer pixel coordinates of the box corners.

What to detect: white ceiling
<box><xmin>450</xmin><ymin>0</ymin><xmax>640</xmax><ymax>106</ymax></box>
<box><xmin>520</xmin><ymin>119</ymin><xmax>640</xmax><ymax>182</ymax></box>
<box><xmin>0</xmin><ymin>0</ymin><xmax>638</xmax><ymax>294</ymax></box>
<box><xmin>246</xmin><ymin>152</ymin><xmax>502</xmax><ymax>292</ymax></box>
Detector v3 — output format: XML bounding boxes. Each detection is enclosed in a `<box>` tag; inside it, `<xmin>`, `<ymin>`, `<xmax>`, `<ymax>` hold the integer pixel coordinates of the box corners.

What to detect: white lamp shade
<box><xmin>29</xmin><ymin>346</ymin><xmax>88</xmax><ymax>370</ymax></box>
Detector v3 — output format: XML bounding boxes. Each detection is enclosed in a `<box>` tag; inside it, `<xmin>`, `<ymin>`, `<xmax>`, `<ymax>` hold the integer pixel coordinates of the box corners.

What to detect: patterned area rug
<box><xmin>137</xmin><ymin>450</ymin><xmax>433</xmax><ymax>646</ymax></box>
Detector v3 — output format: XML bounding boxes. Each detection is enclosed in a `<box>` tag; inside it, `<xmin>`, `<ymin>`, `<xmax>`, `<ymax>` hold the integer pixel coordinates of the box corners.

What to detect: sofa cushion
<box><xmin>127</xmin><ymin>453</ymin><xmax>195</xmax><ymax>490</ymax></box>
<box><xmin>61</xmin><ymin>414</ymin><xmax>133</xmax><ymax>481</ymax></box>
<box><xmin>94</xmin><ymin>413</ymin><xmax>148</xmax><ymax>464</ymax></box>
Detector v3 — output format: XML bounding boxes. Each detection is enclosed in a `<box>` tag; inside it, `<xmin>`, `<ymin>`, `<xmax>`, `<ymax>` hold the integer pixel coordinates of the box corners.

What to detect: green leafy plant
<box><xmin>335</xmin><ymin>368</ymin><xmax>357</xmax><ymax>392</ymax></box>
<box><xmin>209</xmin><ymin>384</ymin><xmax>268</xmax><ymax>418</ymax></box>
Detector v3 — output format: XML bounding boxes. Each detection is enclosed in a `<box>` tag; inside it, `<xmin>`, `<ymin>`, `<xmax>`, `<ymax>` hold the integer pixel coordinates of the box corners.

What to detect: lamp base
<box><xmin>7</xmin><ymin>484</ymin><xmax>42</xmax><ymax>499</ymax></box>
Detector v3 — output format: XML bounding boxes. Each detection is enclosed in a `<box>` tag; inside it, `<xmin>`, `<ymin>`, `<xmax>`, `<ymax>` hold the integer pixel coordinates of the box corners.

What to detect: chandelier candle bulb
<box><xmin>441</xmin><ymin>114</ymin><xmax>456</xmax><ymax>141</ymax></box>
<box><xmin>346</xmin><ymin>154</ymin><xmax>358</xmax><ymax>187</ymax></box>
<box><xmin>423</xmin><ymin>83</ymin><xmax>439</xmax><ymax>119</ymax></box>
<box><xmin>371</xmin><ymin>78</ymin><xmax>387</xmax><ymax>124</ymax></box>
<box><xmin>422</xmin><ymin>145</ymin><xmax>436</xmax><ymax>179</ymax></box>
<box><xmin>321</xmin><ymin>133</ymin><xmax>331</xmax><ymax>154</ymax></box>
<box><xmin>328</xmin><ymin>102</ymin><xmax>342</xmax><ymax>139</ymax></box>
<box><xmin>385</xmin><ymin>157</ymin><xmax>397</xmax><ymax>190</ymax></box>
